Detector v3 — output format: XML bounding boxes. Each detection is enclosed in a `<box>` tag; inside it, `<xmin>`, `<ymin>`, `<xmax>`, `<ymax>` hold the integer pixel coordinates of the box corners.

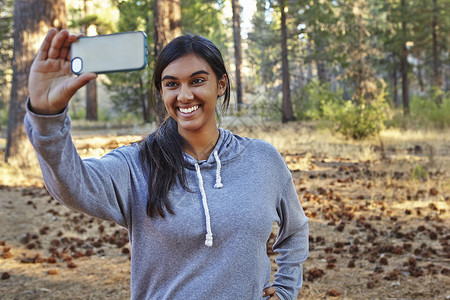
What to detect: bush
<box><xmin>298</xmin><ymin>80</ymin><xmax>389</xmax><ymax>139</ymax></box>
<box><xmin>411</xmin><ymin>165</ymin><xmax>428</xmax><ymax>181</ymax></box>
<box><xmin>332</xmin><ymin>100</ymin><xmax>387</xmax><ymax>139</ymax></box>
<box><xmin>410</xmin><ymin>93</ymin><xmax>450</xmax><ymax>129</ymax></box>
<box><xmin>293</xmin><ymin>80</ymin><xmax>343</xmax><ymax>121</ymax></box>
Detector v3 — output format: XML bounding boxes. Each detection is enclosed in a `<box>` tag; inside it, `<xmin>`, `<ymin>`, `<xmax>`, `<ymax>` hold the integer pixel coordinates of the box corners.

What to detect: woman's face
<box><xmin>160</xmin><ymin>53</ymin><xmax>227</xmax><ymax>137</ymax></box>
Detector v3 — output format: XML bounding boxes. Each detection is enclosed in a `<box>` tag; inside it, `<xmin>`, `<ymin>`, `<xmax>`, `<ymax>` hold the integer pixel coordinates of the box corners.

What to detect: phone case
<box><xmin>70</xmin><ymin>31</ymin><xmax>148</xmax><ymax>75</ymax></box>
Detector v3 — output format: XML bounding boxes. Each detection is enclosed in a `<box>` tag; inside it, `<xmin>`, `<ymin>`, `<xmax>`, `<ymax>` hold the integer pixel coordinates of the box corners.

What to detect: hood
<box><xmin>182</xmin><ymin>128</ymin><xmax>250</xmax><ymax>247</ymax></box>
<box><xmin>182</xmin><ymin>128</ymin><xmax>249</xmax><ymax>168</ymax></box>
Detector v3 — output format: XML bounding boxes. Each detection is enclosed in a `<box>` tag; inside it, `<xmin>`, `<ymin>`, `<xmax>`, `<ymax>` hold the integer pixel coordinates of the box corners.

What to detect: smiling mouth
<box><xmin>178</xmin><ymin>105</ymin><xmax>199</xmax><ymax>114</ymax></box>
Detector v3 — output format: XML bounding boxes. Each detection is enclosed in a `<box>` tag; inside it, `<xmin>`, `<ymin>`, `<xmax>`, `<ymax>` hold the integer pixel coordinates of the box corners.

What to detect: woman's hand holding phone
<box><xmin>28</xmin><ymin>28</ymin><xmax>97</xmax><ymax>115</ymax></box>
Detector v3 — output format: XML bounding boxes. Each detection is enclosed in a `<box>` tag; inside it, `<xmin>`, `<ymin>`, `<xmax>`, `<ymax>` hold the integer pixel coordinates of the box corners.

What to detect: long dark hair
<box><xmin>139</xmin><ymin>34</ymin><xmax>231</xmax><ymax>218</ymax></box>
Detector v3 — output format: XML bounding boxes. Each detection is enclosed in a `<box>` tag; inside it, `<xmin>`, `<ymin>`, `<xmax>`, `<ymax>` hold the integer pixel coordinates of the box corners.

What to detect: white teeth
<box><xmin>179</xmin><ymin>105</ymin><xmax>199</xmax><ymax>114</ymax></box>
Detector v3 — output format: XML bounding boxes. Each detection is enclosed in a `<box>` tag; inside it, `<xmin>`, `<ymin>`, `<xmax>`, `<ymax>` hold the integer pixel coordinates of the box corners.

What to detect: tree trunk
<box><xmin>432</xmin><ymin>0</ymin><xmax>443</xmax><ymax>104</ymax></box>
<box><xmin>84</xmin><ymin>0</ymin><xmax>98</xmax><ymax>121</ymax></box>
<box><xmin>313</xmin><ymin>0</ymin><xmax>327</xmax><ymax>84</ymax></box>
<box><xmin>231</xmin><ymin>0</ymin><xmax>243</xmax><ymax>111</ymax></box>
<box><xmin>400</xmin><ymin>44</ymin><xmax>409</xmax><ymax>115</ymax></box>
<box><xmin>154</xmin><ymin>0</ymin><xmax>181</xmax><ymax>124</ymax></box>
<box><xmin>416</xmin><ymin>56</ymin><xmax>425</xmax><ymax>93</ymax></box>
<box><xmin>85</xmin><ymin>80</ymin><xmax>98</xmax><ymax>120</ymax></box>
<box><xmin>5</xmin><ymin>0</ymin><xmax>66</xmax><ymax>162</ymax></box>
<box><xmin>144</xmin><ymin>1</ymin><xmax>155</xmax><ymax>122</ymax></box>
<box><xmin>392</xmin><ymin>52</ymin><xmax>399</xmax><ymax>107</ymax></box>
<box><xmin>400</xmin><ymin>0</ymin><xmax>409</xmax><ymax>115</ymax></box>
<box><xmin>314</xmin><ymin>34</ymin><xmax>327</xmax><ymax>84</ymax></box>
<box><xmin>306</xmin><ymin>38</ymin><xmax>313</xmax><ymax>83</ymax></box>
<box><xmin>280</xmin><ymin>0</ymin><xmax>295</xmax><ymax>123</ymax></box>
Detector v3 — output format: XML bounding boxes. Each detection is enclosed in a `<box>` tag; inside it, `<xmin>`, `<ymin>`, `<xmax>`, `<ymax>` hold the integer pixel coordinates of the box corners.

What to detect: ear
<box><xmin>217</xmin><ymin>74</ymin><xmax>227</xmax><ymax>97</ymax></box>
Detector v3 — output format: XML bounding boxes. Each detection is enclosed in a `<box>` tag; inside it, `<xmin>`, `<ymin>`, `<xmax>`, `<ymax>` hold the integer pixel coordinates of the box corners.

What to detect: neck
<box><xmin>180</xmin><ymin>127</ymin><xmax>220</xmax><ymax>161</ymax></box>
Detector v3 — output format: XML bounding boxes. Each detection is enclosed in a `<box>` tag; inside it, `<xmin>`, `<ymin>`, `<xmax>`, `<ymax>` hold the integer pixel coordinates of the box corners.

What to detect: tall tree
<box><xmin>247</xmin><ymin>0</ymin><xmax>280</xmax><ymax>89</ymax></box>
<box><xmin>310</xmin><ymin>0</ymin><xmax>331</xmax><ymax>84</ymax></box>
<box><xmin>431</xmin><ymin>0</ymin><xmax>443</xmax><ymax>104</ymax></box>
<box><xmin>231</xmin><ymin>0</ymin><xmax>243</xmax><ymax>111</ymax></box>
<box><xmin>399</xmin><ymin>0</ymin><xmax>409</xmax><ymax>115</ymax></box>
<box><xmin>106</xmin><ymin>0</ymin><xmax>154</xmax><ymax>123</ymax></box>
<box><xmin>280</xmin><ymin>0</ymin><xmax>295</xmax><ymax>122</ymax></box>
<box><xmin>180</xmin><ymin>0</ymin><xmax>227</xmax><ymax>49</ymax></box>
<box><xmin>5</xmin><ymin>0</ymin><xmax>66</xmax><ymax>162</ymax></box>
<box><xmin>154</xmin><ymin>0</ymin><xmax>181</xmax><ymax>124</ymax></box>
<box><xmin>83</xmin><ymin>0</ymin><xmax>98</xmax><ymax>120</ymax></box>
<box><xmin>0</xmin><ymin>0</ymin><xmax>14</xmax><ymax>119</ymax></box>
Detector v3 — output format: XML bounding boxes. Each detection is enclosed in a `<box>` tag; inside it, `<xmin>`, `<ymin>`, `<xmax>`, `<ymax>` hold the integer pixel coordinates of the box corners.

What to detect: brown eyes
<box><xmin>163</xmin><ymin>78</ymin><xmax>206</xmax><ymax>88</ymax></box>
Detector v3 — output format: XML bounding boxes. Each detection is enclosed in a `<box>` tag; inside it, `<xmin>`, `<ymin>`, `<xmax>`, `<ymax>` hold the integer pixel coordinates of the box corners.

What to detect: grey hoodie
<box><xmin>25</xmin><ymin>101</ymin><xmax>309</xmax><ymax>300</ymax></box>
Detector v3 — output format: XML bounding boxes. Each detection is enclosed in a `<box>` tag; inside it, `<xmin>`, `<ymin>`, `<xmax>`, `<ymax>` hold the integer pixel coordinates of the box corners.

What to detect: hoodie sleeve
<box><xmin>24</xmin><ymin>99</ymin><xmax>132</xmax><ymax>229</ymax></box>
<box><xmin>272</xmin><ymin>176</ymin><xmax>309</xmax><ymax>300</ymax></box>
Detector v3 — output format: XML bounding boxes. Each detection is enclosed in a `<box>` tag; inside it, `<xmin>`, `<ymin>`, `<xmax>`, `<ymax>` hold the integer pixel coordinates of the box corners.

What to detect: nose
<box><xmin>177</xmin><ymin>84</ymin><xmax>194</xmax><ymax>102</ymax></box>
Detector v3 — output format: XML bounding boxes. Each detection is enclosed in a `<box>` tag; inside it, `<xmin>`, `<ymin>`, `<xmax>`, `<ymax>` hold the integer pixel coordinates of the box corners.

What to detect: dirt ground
<box><xmin>1</xmin><ymin>123</ymin><xmax>449</xmax><ymax>299</ymax></box>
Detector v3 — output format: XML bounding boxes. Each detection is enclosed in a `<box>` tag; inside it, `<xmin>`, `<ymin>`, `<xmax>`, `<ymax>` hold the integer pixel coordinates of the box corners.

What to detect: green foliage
<box><xmin>0</xmin><ymin>0</ymin><xmax>13</xmax><ymax>111</ymax></box>
<box><xmin>246</xmin><ymin>0</ymin><xmax>282</xmax><ymax>88</ymax></box>
<box><xmin>0</xmin><ymin>105</ymin><xmax>8</xmax><ymax>128</ymax></box>
<box><xmin>67</xmin><ymin>0</ymin><xmax>117</xmax><ymax>34</ymax></box>
<box><xmin>294</xmin><ymin>80</ymin><xmax>343</xmax><ymax>121</ymax></box>
<box><xmin>411</xmin><ymin>165</ymin><xmax>428</xmax><ymax>181</ymax></box>
<box><xmin>181</xmin><ymin>0</ymin><xmax>228</xmax><ymax>50</ymax></box>
<box><xmin>410</xmin><ymin>93</ymin><xmax>450</xmax><ymax>128</ymax></box>
<box><xmin>332</xmin><ymin>99</ymin><xmax>387</xmax><ymax>140</ymax></box>
<box><xmin>102</xmin><ymin>70</ymin><xmax>152</xmax><ymax>121</ymax></box>
<box><xmin>298</xmin><ymin>80</ymin><xmax>389</xmax><ymax>139</ymax></box>
<box><xmin>255</xmin><ymin>90</ymin><xmax>283</xmax><ymax>121</ymax></box>
<box><xmin>104</xmin><ymin>0</ymin><xmax>153</xmax><ymax>122</ymax></box>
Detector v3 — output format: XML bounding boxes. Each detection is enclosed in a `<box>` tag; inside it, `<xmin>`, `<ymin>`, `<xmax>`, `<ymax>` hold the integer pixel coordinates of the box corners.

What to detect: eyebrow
<box><xmin>161</xmin><ymin>70</ymin><xmax>210</xmax><ymax>81</ymax></box>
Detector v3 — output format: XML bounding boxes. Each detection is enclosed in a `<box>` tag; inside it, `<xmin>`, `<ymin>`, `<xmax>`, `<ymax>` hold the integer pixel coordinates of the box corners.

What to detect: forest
<box><xmin>0</xmin><ymin>0</ymin><xmax>449</xmax><ymax>299</ymax></box>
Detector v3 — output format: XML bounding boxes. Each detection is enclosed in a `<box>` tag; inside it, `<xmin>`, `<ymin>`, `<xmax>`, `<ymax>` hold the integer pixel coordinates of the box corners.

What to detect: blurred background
<box><xmin>1</xmin><ymin>0</ymin><xmax>449</xmax><ymax>162</ymax></box>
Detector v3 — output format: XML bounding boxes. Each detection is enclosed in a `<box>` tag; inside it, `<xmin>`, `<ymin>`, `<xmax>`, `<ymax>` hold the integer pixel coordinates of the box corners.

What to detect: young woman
<box><xmin>25</xmin><ymin>29</ymin><xmax>309</xmax><ymax>300</ymax></box>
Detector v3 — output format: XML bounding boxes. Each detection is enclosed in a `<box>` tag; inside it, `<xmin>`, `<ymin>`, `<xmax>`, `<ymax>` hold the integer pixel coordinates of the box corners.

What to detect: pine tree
<box><xmin>6</xmin><ymin>0</ymin><xmax>66</xmax><ymax>162</ymax></box>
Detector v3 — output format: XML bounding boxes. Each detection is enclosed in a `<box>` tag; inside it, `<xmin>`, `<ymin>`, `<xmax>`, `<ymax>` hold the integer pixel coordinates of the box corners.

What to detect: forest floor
<box><xmin>0</xmin><ymin>121</ymin><xmax>449</xmax><ymax>299</ymax></box>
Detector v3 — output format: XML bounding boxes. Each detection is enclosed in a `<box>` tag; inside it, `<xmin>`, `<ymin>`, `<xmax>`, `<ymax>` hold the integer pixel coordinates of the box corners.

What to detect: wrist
<box><xmin>28</xmin><ymin>98</ymin><xmax>65</xmax><ymax>115</ymax></box>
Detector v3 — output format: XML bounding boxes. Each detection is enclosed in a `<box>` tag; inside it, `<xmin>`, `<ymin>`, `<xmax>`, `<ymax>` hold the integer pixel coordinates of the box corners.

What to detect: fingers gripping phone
<box><xmin>70</xmin><ymin>31</ymin><xmax>148</xmax><ymax>75</ymax></box>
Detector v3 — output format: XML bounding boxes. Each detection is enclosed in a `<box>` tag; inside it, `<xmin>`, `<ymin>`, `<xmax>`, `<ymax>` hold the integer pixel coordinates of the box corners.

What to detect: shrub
<box><xmin>410</xmin><ymin>93</ymin><xmax>450</xmax><ymax>129</ymax></box>
<box><xmin>293</xmin><ymin>80</ymin><xmax>343</xmax><ymax>121</ymax></box>
<box><xmin>299</xmin><ymin>80</ymin><xmax>389</xmax><ymax>139</ymax></box>
<box><xmin>411</xmin><ymin>165</ymin><xmax>428</xmax><ymax>181</ymax></box>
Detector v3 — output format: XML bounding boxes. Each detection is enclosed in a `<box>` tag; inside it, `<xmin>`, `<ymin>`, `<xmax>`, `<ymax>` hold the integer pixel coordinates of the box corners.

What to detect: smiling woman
<box><xmin>25</xmin><ymin>30</ymin><xmax>308</xmax><ymax>300</ymax></box>
<box><xmin>160</xmin><ymin>54</ymin><xmax>227</xmax><ymax>151</ymax></box>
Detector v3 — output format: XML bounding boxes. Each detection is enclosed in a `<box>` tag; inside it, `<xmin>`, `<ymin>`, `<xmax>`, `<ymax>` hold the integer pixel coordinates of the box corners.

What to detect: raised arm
<box><xmin>28</xmin><ymin>28</ymin><xmax>97</xmax><ymax>115</ymax></box>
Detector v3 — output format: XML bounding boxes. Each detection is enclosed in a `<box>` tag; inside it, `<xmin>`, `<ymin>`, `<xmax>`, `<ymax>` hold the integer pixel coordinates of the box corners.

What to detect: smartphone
<box><xmin>70</xmin><ymin>31</ymin><xmax>148</xmax><ymax>75</ymax></box>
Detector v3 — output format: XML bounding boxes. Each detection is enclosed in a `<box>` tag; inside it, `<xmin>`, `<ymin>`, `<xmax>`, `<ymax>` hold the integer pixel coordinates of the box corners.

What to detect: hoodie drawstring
<box><xmin>213</xmin><ymin>151</ymin><xmax>223</xmax><ymax>189</ymax></box>
<box><xmin>194</xmin><ymin>150</ymin><xmax>223</xmax><ymax>247</ymax></box>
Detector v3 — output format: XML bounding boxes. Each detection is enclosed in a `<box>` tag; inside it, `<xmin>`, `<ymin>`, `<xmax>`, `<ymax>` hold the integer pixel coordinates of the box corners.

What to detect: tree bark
<box><xmin>231</xmin><ymin>0</ymin><xmax>244</xmax><ymax>111</ymax></box>
<box><xmin>392</xmin><ymin>52</ymin><xmax>399</xmax><ymax>107</ymax></box>
<box><xmin>5</xmin><ymin>0</ymin><xmax>66</xmax><ymax>162</ymax></box>
<box><xmin>84</xmin><ymin>0</ymin><xmax>98</xmax><ymax>121</ymax></box>
<box><xmin>280</xmin><ymin>0</ymin><xmax>295</xmax><ymax>123</ymax></box>
<box><xmin>432</xmin><ymin>0</ymin><xmax>443</xmax><ymax>104</ymax></box>
<box><xmin>312</xmin><ymin>0</ymin><xmax>327</xmax><ymax>84</ymax></box>
<box><xmin>314</xmin><ymin>38</ymin><xmax>327</xmax><ymax>84</ymax></box>
<box><xmin>144</xmin><ymin>1</ymin><xmax>154</xmax><ymax>122</ymax></box>
<box><xmin>154</xmin><ymin>0</ymin><xmax>181</xmax><ymax>124</ymax></box>
<box><xmin>400</xmin><ymin>0</ymin><xmax>409</xmax><ymax>115</ymax></box>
